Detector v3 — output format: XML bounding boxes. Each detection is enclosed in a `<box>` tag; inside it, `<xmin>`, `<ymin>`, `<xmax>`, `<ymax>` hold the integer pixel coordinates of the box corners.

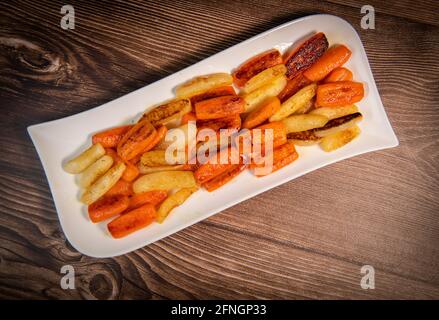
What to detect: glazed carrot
<box><xmin>203</xmin><ymin>164</ymin><xmax>247</xmax><ymax>192</ymax></box>
<box><xmin>323</xmin><ymin>67</ymin><xmax>353</xmax><ymax>83</ymax></box>
<box><xmin>232</xmin><ymin>49</ymin><xmax>283</xmax><ymax>87</ymax></box>
<box><xmin>108</xmin><ymin>203</ymin><xmax>157</xmax><ymax>238</ymax></box>
<box><xmin>181</xmin><ymin>112</ymin><xmax>197</xmax><ymax>125</ymax></box>
<box><xmin>316</xmin><ymin>81</ymin><xmax>364</xmax><ymax>108</ymax></box>
<box><xmin>92</xmin><ymin>125</ymin><xmax>133</xmax><ymax>148</ymax></box>
<box><xmin>88</xmin><ymin>194</ymin><xmax>129</xmax><ymax>223</ymax></box>
<box><xmin>284</xmin><ymin>32</ymin><xmax>328</xmax><ymax>80</ymax></box>
<box><xmin>303</xmin><ymin>45</ymin><xmax>352</xmax><ymax>82</ymax></box>
<box><xmin>190</xmin><ymin>86</ymin><xmax>236</xmax><ymax>105</ymax></box>
<box><xmin>105</xmin><ymin>179</ymin><xmax>133</xmax><ymax>197</ymax></box>
<box><xmin>197</xmin><ymin>115</ymin><xmax>241</xmax><ymax>132</ymax></box>
<box><xmin>117</xmin><ymin>119</ymin><xmax>157</xmax><ymax>161</ymax></box>
<box><xmin>253</xmin><ymin>121</ymin><xmax>287</xmax><ymax>149</ymax></box>
<box><xmin>128</xmin><ymin>190</ymin><xmax>168</xmax><ymax>210</ymax></box>
<box><xmin>105</xmin><ymin>148</ymin><xmax>139</xmax><ymax>181</ymax></box>
<box><xmin>129</xmin><ymin>125</ymin><xmax>168</xmax><ymax>164</ymax></box>
<box><xmin>250</xmin><ymin>141</ymin><xmax>296</xmax><ymax>169</ymax></box>
<box><xmin>254</xmin><ymin>150</ymin><xmax>298</xmax><ymax>177</ymax></box>
<box><xmin>195</xmin><ymin>95</ymin><xmax>245</xmax><ymax>120</ymax></box>
<box><xmin>243</xmin><ymin>96</ymin><xmax>281</xmax><ymax>129</ymax></box>
<box><xmin>253</xmin><ymin>142</ymin><xmax>298</xmax><ymax>177</ymax></box>
<box><xmin>194</xmin><ymin>147</ymin><xmax>237</xmax><ymax>184</ymax></box>
<box><xmin>277</xmin><ymin>73</ymin><xmax>311</xmax><ymax>102</ymax></box>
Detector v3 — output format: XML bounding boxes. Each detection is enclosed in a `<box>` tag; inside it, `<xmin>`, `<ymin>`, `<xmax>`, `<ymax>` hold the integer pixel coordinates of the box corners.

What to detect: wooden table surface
<box><xmin>1</xmin><ymin>0</ymin><xmax>438</xmax><ymax>300</ymax></box>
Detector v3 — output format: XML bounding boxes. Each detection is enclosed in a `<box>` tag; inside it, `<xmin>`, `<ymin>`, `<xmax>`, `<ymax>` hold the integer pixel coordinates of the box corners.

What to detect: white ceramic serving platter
<box><xmin>28</xmin><ymin>14</ymin><xmax>398</xmax><ymax>257</ymax></box>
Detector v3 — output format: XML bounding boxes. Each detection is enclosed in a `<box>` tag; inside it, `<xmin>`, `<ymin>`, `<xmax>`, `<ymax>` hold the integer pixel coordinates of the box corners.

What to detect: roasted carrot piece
<box><xmin>253</xmin><ymin>121</ymin><xmax>287</xmax><ymax>149</ymax></box>
<box><xmin>181</xmin><ymin>112</ymin><xmax>197</xmax><ymax>125</ymax></box>
<box><xmin>303</xmin><ymin>45</ymin><xmax>352</xmax><ymax>82</ymax></box>
<box><xmin>277</xmin><ymin>73</ymin><xmax>311</xmax><ymax>102</ymax></box>
<box><xmin>250</xmin><ymin>141</ymin><xmax>296</xmax><ymax>169</ymax></box>
<box><xmin>197</xmin><ymin>115</ymin><xmax>241</xmax><ymax>132</ymax></box>
<box><xmin>203</xmin><ymin>164</ymin><xmax>247</xmax><ymax>192</ymax></box>
<box><xmin>92</xmin><ymin>125</ymin><xmax>133</xmax><ymax>148</ymax></box>
<box><xmin>232</xmin><ymin>49</ymin><xmax>283</xmax><ymax>87</ymax></box>
<box><xmin>117</xmin><ymin>119</ymin><xmax>157</xmax><ymax>161</ymax></box>
<box><xmin>254</xmin><ymin>150</ymin><xmax>298</xmax><ymax>177</ymax></box>
<box><xmin>108</xmin><ymin>204</ymin><xmax>157</xmax><ymax>238</ymax></box>
<box><xmin>88</xmin><ymin>194</ymin><xmax>130</xmax><ymax>223</ymax></box>
<box><xmin>129</xmin><ymin>125</ymin><xmax>168</xmax><ymax>164</ymax></box>
<box><xmin>284</xmin><ymin>32</ymin><xmax>329</xmax><ymax>80</ymax></box>
<box><xmin>105</xmin><ymin>148</ymin><xmax>139</xmax><ymax>181</ymax></box>
<box><xmin>323</xmin><ymin>67</ymin><xmax>353</xmax><ymax>83</ymax></box>
<box><xmin>316</xmin><ymin>81</ymin><xmax>364</xmax><ymax>108</ymax></box>
<box><xmin>105</xmin><ymin>180</ymin><xmax>133</xmax><ymax>197</ymax></box>
<box><xmin>194</xmin><ymin>147</ymin><xmax>237</xmax><ymax>184</ymax></box>
<box><xmin>243</xmin><ymin>96</ymin><xmax>281</xmax><ymax>129</ymax></box>
<box><xmin>128</xmin><ymin>190</ymin><xmax>168</xmax><ymax>210</ymax></box>
<box><xmin>195</xmin><ymin>95</ymin><xmax>245</xmax><ymax>120</ymax></box>
<box><xmin>190</xmin><ymin>86</ymin><xmax>236</xmax><ymax>105</ymax></box>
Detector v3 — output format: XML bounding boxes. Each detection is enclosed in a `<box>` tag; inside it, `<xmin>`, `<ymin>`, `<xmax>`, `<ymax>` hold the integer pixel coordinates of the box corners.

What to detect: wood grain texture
<box><xmin>0</xmin><ymin>0</ymin><xmax>438</xmax><ymax>299</ymax></box>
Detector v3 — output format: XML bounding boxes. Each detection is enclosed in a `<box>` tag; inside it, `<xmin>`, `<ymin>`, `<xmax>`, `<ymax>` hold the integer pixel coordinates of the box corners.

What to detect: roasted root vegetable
<box><xmin>242</xmin><ymin>74</ymin><xmax>287</xmax><ymax>113</ymax></box>
<box><xmin>316</xmin><ymin>81</ymin><xmax>364</xmax><ymax>108</ymax></box>
<box><xmin>141</xmin><ymin>149</ymin><xmax>186</xmax><ymax>167</ymax></box>
<box><xmin>270</xmin><ymin>83</ymin><xmax>317</xmax><ymax>122</ymax></box>
<box><xmin>63</xmin><ymin>143</ymin><xmax>105</xmax><ymax>174</ymax></box>
<box><xmin>310</xmin><ymin>104</ymin><xmax>358</xmax><ymax>120</ymax></box>
<box><xmin>108</xmin><ymin>203</ymin><xmax>157</xmax><ymax>238</ymax></box>
<box><xmin>105</xmin><ymin>148</ymin><xmax>139</xmax><ymax>182</ymax></box>
<box><xmin>277</xmin><ymin>73</ymin><xmax>311</xmax><ymax>102</ymax></box>
<box><xmin>176</xmin><ymin>73</ymin><xmax>233</xmax><ymax>98</ymax></box>
<box><xmin>92</xmin><ymin>125</ymin><xmax>133</xmax><ymax>148</ymax></box>
<box><xmin>128</xmin><ymin>190</ymin><xmax>168</xmax><ymax>210</ymax></box>
<box><xmin>253</xmin><ymin>141</ymin><xmax>298</xmax><ymax>176</ymax></box>
<box><xmin>190</xmin><ymin>86</ymin><xmax>236</xmax><ymax>105</ymax></box>
<box><xmin>141</xmin><ymin>99</ymin><xmax>191</xmax><ymax>127</ymax></box>
<box><xmin>323</xmin><ymin>67</ymin><xmax>353</xmax><ymax>83</ymax></box>
<box><xmin>81</xmin><ymin>162</ymin><xmax>126</xmax><ymax>205</ymax></box>
<box><xmin>197</xmin><ymin>115</ymin><xmax>241</xmax><ymax>133</ymax></box>
<box><xmin>181</xmin><ymin>112</ymin><xmax>197</xmax><ymax>125</ymax></box>
<box><xmin>243</xmin><ymin>96</ymin><xmax>281</xmax><ymax>129</ymax></box>
<box><xmin>105</xmin><ymin>179</ymin><xmax>133</xmax><ymax>197</ymax></box>
<box><xmin>117</xmin><ymin>120</ymin><xmax>157</xmax><ymax>161</ymax></box>
<box><xmin>153</xmin><ymin>123</ymin><xmax>196</xmax><ymax>152</ymax></box>
<box><xmin>195</xmin><ymin>95</ymin><xmax>245</xmax><ymax>120</ymax></box>
<box><xmin>156</xmin><ymin>187</ymin><xmax>198</xmax><ymax>223</ymax></box>
<box><xmin>88</xmin><ymin>194</ymin><xmax>129</xmax><ymax>223</ymax></box>
<box><xmin>232</xmin><ymin>49</ymin><xmax>283</xmax><ymax>87</ymax></box>
<box><xmin>284</xmin><ymin>32</ymin><xmax>328</xmax><ymax>80</ymax></box>
<box><xmin>79</xmin><ymin>155</ymin><xmax>114</xmax><ymax>188</ymax></box>
<box><xmin>282</xmin><ymin>114</ymin><xmax>329</xmax><ymax>133</ymax></box>
<box><xmin>133</xmin><ymin>171</ymin><xmax>197</xmax><ymax>193</ymax></box>
<box><xmin>138</xmin><ymin>163</ymin><xmax>192</xmax><ymax>174</ymax></box>
<box><xmin>314</xmin><ymin>112</ymin><xmax>363</xmax><ymax>137</ymax></box>
<box><xmin>194</xmin><ymin>147</ymin><xmax>237</xmax><ymax>184</ymax></box>
<box><xmin>287</xmin><ymin>130</ymin><xmax>322</xmax><ymax>146</ymax></box>
<box><xmin>320</xmin><ymin>125</ymin><xmax>361</xmax><ymax>152</ymax></box>
<box><xmin>203</xmin><ymin>164</ymin><xmax>247</xmax><ymax>192</ymax></box>
<box><xmin>303</xmin><ymin>45</ymin><xmax>352</xmax><ymax>82</ymax></box>
<box><xmin>252</xmin><ymin>121</ymin><xmax>287</xmax><ymax>149</ymax></box>
<box><xmin>242</xmin><ymin>64</ymin><xmax>287</xmax><ymax>94</ymax></box>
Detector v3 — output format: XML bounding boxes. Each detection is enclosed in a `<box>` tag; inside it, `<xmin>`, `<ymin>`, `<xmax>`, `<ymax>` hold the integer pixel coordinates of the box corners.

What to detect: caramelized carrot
<box><xmin>277</xmin><ymin>73</ymin><xmax>311</xmax><ymax>102</ymax></box>
<box><xmin>194</xmin><ymin>147</ymin><xmax>237</xmax><ymax>184</ymax></box>
<box><xmin>117</xmin><ymin>120</ymin><xmax>157</xmax><ymax>161</ymax></box>
<box><xmin>232</xmin><ymin>49</ymin><xmax>283</xmax><ymax>87</ymax></box>
<box><xmin>203</xmin><ymin>164</ymin><xmax>247</xmax><ymax>192</ymax></box>
<box><xmin>105</xmin><ymin>148</ymin><xmax>139</xmax><ymax>181</ymax></box>
<box><xmin>108</xmin><ymin>204</ymin><xmax>156</xmax><ymax>238</ymax></box>
<box><xmin>128</xmin><ymin>190</ymin><xmax>168</xmax><ymax>210</ymax></box>
<box><xmin>190</xmin><ymin>86</ymin><xmax>236</xmax><ymax>105</ymax></box>
<box><xmin>253</xmin><ymin>121</ymin><xmax>287</xmax><ymax>149</ymax></box>
<box><xmin>105</xmin><ymin>180</ymin><xmax>133</xmax><ymax>197</ymax></box>
<box><xmin>181</xmin><ymin>112</ymin><xmax>197</xmax><ymax>125</ymax></box>
<box><xmin>254</xmin><ymin>150</ymin><xmax>298</xmax><ymax>177</ymax></box>
<box><xmin>243</xmin><ymin>96</ymin><xmax>281</xmax><ymax>129</ymax></box>
<box><xmin>316</xmin><ymin>81</ymin><xmax>364</xmax><ymax>108</ymax></box>
<box><xmin>195</xmin><ymin>95</ymin><xmax>245</xmax><ymax>120</ymax></box>
<box><xmin>88</xmin><ymin>194</ymin><xmax>129</xmax><ymax>223</ymax></box>
<box><xmin>323</xmin><ymin>67</ymin><xmax>353</xmax><ymax>83</ymax></box>
<box><xmin>284</xmin><ymin>32</ymin><xmax>328</xmax><ymax>80</ymax></box>
<box><xmin>129</xmin><ymin>125</ymin><xmax>168</xmax><ymax>164</ymax></box>
<box><xmin>250</xmin><ymin>141</ymin><xmax>296</xmax><ymax>169</ymax></box>
<box><xmin>92</xmin><ymin>125</ymin><xmax>133</xmax><ymax>148</ymax></box>
<box><xmin>197</xmin><ymin>115</ymin><xmax>241</xmax><ymax>133</ymax></box>
<box><xmin>303</xmin><ymin>45</ymin><xmax>352</xmax><ymax>82</ymax></box>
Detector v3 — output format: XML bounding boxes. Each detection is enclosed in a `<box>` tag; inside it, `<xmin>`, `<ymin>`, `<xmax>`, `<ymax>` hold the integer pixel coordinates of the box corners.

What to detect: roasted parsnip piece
<box><xmin>176</xmin><ymin>73</ymin><xmax>233</xmax><ymax>98</ymax></box>
<box><xmin>63</xmin><ymin>143</ymin><xmax>106</xmax><ymax>174</ymax></box>
<box><xmin>156</xmin><ymin>187</ymin><xmax>198</xmax><ymax>223</ymax></box>
<box><xmin>282</xmin><ymin>114</ymin><xmax>329</xmax><ymax>133</ymax></box>
<box><xmin>242</xmin><ymin>64</ymin><xmax>287</xmax><ymax>94</ymax></box>
<box><xmin>309</xmin><ymin>105</ymin><xmax>358</xmax><ymax>120</ymax></box>
<box><xmin>133</xmin><ymin>171</ymin><xmax>197</xmax><ymax>193</ymax></box>
<box><xmin>287</xmin><ymin>130</ymin><xmax>322</xmax><ymax>146</ymax></box>
<box><xmin>320</xmin><ymin>125</ymin><xmax>361</xmax><ymax>152</ymax></box>
<box><xmin>79</xmin><ymin>155</ymin><xmax>114</xmax><ymax>188</ymax></box>
<box><xmin>242</xmin><ymin>74</ymin><xmax>287</xmax><ymax>113</ymax></box>
<box><xmin>314</xmin><ymin>112</ymin><xmax>363</xmax><ymax>137</ymax></box>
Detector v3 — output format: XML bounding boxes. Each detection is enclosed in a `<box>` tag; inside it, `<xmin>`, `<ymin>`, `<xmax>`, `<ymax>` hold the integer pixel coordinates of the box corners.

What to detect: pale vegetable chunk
<box><xmin>242</xmin><ymin>64</ymin><xmax>287</xmax><ymax>94</ymax></box>
<box><xmin>133</xmin><ymin>171</ymin><xmax>197</xmax><ymax>193</ymax></box>
<box><xmin>79</xmin><ymin>155</ymin><xmax>114</xmax><ymax>188</ymax></box>
<box><xmin>269</xmin><ymin>83</ymin><xmax>317</xmax><ymax>122</ymax></box>
<box><xmin>63</xmin><ymin>143</ymin><xmax>105</xmax><ymax>174</ymax></box>
<box><xmin>80</xmin><ymin>162</ymin><xmax>126</xmax><ymax>204</ymax></box>
<box><xmin>310</xmin><ymin>104</ymin><xmax>359</xmax><ymax>120</ymax></box>
<box><xmin>242</xmin><ymin>74</ymin><xmax>287</xmax><ymax>113</ymax></box>
<box><xmin>156</xmin><ymin>187</ymin><xmax>198</xmax><ymax>223</ymax></box>
<box><xmin>282</xmin><ymin>114</ymin><xmax>328</xmax><ymax>133</ymax></box>
<box><xmin>176</xmin><ymin>73</ymin><xmax>233</xmax><ymax>98</ymax></box>
<box><xmin>320</xmin><ymin>125</ymin><xmax>361</xmax><ymax>152</ymax></box>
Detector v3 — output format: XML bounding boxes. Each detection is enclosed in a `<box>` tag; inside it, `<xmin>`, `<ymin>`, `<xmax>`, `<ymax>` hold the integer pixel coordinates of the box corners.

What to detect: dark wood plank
<box><xmin>0</xmin><ymin>0</ymin><xmax>438</xmax><ymax>299</ymax></box>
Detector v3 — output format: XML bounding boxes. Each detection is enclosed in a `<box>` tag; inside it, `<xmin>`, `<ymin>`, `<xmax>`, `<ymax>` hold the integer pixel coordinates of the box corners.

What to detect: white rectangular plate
<box><xmin>28</xmin><ymin>14</ymin><xmax>398</xmax><ymax>257</ymax></box>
